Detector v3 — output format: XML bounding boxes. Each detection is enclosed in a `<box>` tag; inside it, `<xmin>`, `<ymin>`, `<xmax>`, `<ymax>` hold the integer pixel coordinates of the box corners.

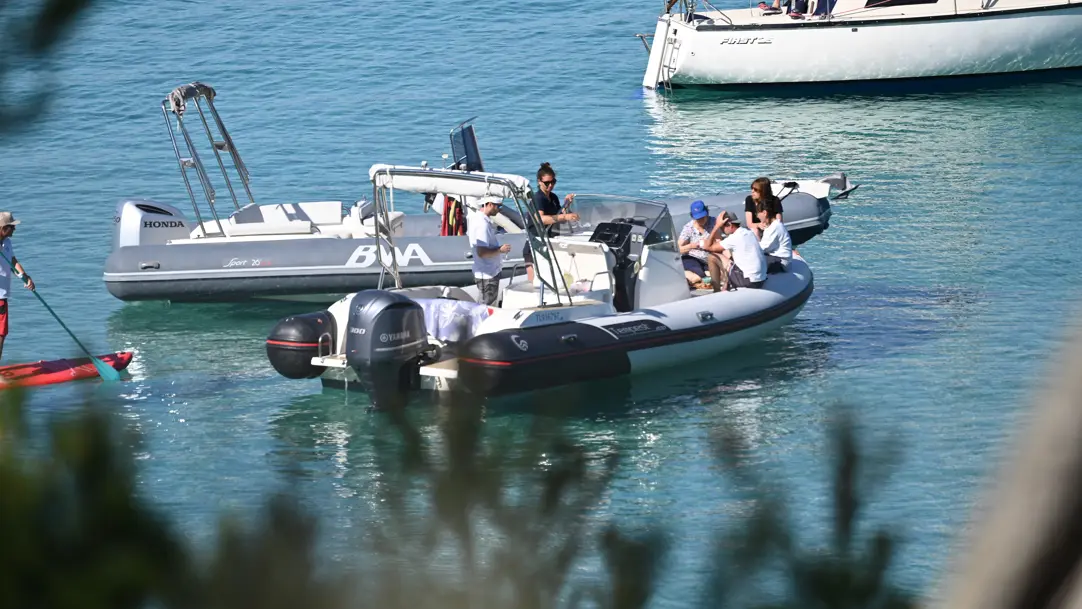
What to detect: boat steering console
<box><xmin>588</xmin><ymin>216</ymin><xmax>658</xmax><ymax>312</ymax></box>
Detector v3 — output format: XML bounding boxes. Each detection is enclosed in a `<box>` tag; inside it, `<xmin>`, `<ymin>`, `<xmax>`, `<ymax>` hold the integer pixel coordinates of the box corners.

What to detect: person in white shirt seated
<box><xmin>703</xmin><ymin>211</ymin><xmax>768</xmax><ymax>292</ymax></box>
<box><xmin>756</xmin><ymin>201</ymin><xmax>792</xmax><ymax>274</ymax></box>
<box><xmin>467</xmin><ymin>196</ymin><xmax>511</xmax><ymax>306</ymax></box>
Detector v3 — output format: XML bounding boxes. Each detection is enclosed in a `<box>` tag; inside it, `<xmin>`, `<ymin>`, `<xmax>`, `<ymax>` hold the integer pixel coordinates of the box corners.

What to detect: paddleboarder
<box><xmin>0</xmin><ymin>211</ymin><xmax>36</xmax><ymax>362</ymax></box>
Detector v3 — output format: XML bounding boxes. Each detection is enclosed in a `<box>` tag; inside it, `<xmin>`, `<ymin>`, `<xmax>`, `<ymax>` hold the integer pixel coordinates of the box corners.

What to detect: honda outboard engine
<box><xmin>113</xmin><ymin>199</ymin><xmax>192</xmax><ymax>249</ymax></box>
<box><xmin>344</xmin><ymin>290</ymin><xmax>428</xmax><ymax>409</ymax></box>
<box><xmin>266</xmin><ymin>310</ymin><xmax>337</xmax><ymax>379</ymax></box>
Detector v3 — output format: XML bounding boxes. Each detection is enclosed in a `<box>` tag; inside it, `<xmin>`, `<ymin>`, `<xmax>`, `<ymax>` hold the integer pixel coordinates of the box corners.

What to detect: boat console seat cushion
<box><xmin>229</xmin><ymin>203</ymin><xmax>263</xmax><ymax>224</ymax></box>
<box><xmin>360</xmin><ymin>211</ymin><xmax>406</xmax><ymax>237</ymax></box>
<box><xmin>391</xmin><ymin>285</ymin><xmax>476</xmax><ymax>303</ymax></box>
<box><xmin>282</xmin><ymin>201</ymin><xmax>345</xmax><ymax>225</ymax></box>
<box><xmin>224</xmin><ymin>220</ymin><xmax>313</xmax><ymax>236</ymax></box>
<box><xmin>533</xmin><ymin>241</ymin><xmax>616</xmax><ymax>294</ymax></box>
<box><xmin>224</xmin><ymin>202</ymin><xmax>314</xmax><ymax>235</ymax></box>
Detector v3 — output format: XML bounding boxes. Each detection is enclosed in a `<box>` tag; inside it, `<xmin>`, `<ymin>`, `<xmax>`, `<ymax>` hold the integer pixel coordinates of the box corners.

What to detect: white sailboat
<box><xmin>640</xmin><ymin>0</ymin><xmax>1082</xmax><ymax>90</ymax></box>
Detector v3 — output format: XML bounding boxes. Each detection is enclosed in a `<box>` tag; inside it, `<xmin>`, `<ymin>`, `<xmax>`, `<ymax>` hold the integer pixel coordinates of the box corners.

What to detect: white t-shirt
<box><xmin>0</xmin><ymin>239</ymin><xmax>14</xmax><ymax>300</ymax></box>
<box><xmin>467</xmin><ymin>209</ymin><xmax>502</xmax><ymax>279</ymax></box>
<box><xmin>720</xmin><ymin>226</ymin><xmax>767</xmax><ymax>283</ymax></box>
<box><xmin>759</xmin><ymin>220</ymin><xmax>792</xmax><ymax>269</ymax></box>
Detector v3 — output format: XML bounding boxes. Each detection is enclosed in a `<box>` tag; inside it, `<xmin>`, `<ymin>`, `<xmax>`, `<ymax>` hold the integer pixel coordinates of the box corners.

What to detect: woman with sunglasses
<box><xmin>523</xmin><ymin>162</ymin><xmax>579</xmax><ymax>283</ymax></box>
<box><xmin>745</xmin><ymin>177</ymin><xmax>784</xmax><ymax>239</ymax></box>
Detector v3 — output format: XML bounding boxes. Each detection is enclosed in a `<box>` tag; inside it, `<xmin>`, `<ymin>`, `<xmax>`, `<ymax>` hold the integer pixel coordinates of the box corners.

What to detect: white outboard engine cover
<box><xmin>113</xmin><ymin>199</ymin><xmax>191</xmax><ymax>249</ymax></box>
<box><xmin>344</xmin><ymin>290</ymin><xmax>429</xmax><ymax>409</ymax></box>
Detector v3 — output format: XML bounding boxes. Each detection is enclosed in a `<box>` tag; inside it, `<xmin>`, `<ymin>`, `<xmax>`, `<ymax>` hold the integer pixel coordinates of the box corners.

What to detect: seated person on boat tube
<box><xmin>523</xmin><ymin>162</ymin><xmax>579</xmax><ymax>283</ymax></box>
<box><xmin>677</xmin><ymin>199</ymin><xmax>722</xmax><ymax>286</ymax></box>
<box><xmin>757</xmin><ymin>200</ymin><xmax>792</xmax><ymax>273</ymax></box>
<box><xmin>703</xmin><ymin>211</ymin><xmax>768</xmax><ymax>291</ymax></box>
<box><xmin>745</xmin><ymin>177</ymin><xmax>783</xmax><ymax>239</ymax></box>
<box><xmin>468</xmin><ymin>196</ymin><xmax>511</xmax><ymax>306</ymax></box>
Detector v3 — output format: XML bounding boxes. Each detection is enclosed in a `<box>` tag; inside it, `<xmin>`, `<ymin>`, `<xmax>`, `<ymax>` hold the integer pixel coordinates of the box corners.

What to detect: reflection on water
<box><xmin>105</xmin><ymin>300</ymin><xmax>305</xmax><ymax>382</ymax></box>
<box><xmin>641</xmin><ymin>78</ymin><xmax>1082</xmax><ymax>201</ymax></box>
<box><xmin>661</xmin><ymin>67</ymin><xmax>1082</xmax><ymax>100</ymax></box>
<box><xmin>254</xmin><ymin>322</ymin><xmax>839</xmax><ymax>517</ymax></box>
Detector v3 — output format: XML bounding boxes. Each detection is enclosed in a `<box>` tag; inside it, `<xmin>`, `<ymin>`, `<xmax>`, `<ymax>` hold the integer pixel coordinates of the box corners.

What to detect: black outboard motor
<box><xmin>344</xmin><ymin>290</ymin><xmax>428</xmax><ymax>409</ymax></box>
<box><xmin>266</xmin><ymin>310</ymin><xmax>337</xmax><ymax>379</ymax></box>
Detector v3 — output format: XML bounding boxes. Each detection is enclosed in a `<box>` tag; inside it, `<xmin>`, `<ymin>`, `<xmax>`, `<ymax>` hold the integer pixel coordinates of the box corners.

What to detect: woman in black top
<box><xmin>744</xmin><ymin>177</ymin><xmax>784</xmax><ymax>239</ymax></box>
<box><xmin>523</xmin><ymin>162</ymin><xmax>579</xmax><ymax>282</ymax></box>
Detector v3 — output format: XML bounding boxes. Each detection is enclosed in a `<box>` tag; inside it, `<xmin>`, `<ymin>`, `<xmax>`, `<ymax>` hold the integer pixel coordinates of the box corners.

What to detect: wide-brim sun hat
<box><xmin>0</xmin><ymin>211</ymin><xmax>21</xmax><ymax>227</ymax></box>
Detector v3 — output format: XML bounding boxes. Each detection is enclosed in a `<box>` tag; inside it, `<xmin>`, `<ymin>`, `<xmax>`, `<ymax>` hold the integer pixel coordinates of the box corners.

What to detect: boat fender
<box><xmin>265</xmin><ymin>310</ymin><xmax>337</xmax><ymax>379</ymax></box>
<box><xmin>344</xmin><ymin>290</ymin><xmax>429</xmax><ymax>409</ymax></box>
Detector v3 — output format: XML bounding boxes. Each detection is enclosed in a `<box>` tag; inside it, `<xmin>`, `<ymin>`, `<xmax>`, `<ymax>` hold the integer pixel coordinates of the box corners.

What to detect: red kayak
<box><xmin>0</xmin><ymin>351</ymin><xmax>134</xmax><ymax>389</ymax></box>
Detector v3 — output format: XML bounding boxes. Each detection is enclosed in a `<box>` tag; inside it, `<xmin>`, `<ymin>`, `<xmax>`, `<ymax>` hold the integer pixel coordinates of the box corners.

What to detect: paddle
<box><xmin>0</xmin><ymin>250</ymin><xmax>121</xmax><ymax>382</ymax></box>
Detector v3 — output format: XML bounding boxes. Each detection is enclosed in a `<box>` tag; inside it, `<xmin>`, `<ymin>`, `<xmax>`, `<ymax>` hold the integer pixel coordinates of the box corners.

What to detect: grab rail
<box><xmin>317</xmin><ymin>332</ymin><xmax>333</xmax><ymax>358</ymax></box>
<box><xmin>635</xmin><ymin>33</ymin><xmax>653</xmax><ymax>52</ymax></box>
<box><xmin>369</xmin><ymin>172</ymin><xmax>402</xmax><ymax>290</ymax></box>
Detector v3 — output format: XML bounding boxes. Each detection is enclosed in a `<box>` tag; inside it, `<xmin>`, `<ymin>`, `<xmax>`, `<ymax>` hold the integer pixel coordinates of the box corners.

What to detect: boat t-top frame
<box><xmin>162</xmin><ymin>81</ymin><xmax>255</xmax><ymax>239</ymax></box>
<box><xmin>366</xmin><ymin>163</ymin><xmax>574</xmax><ymax>307</ymax></box>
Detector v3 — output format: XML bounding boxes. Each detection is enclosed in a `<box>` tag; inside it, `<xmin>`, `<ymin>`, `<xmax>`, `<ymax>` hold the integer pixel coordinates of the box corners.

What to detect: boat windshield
<box><xmin>552</xmin><ymin>193</ymin><xmax>677</xmax><ymax>247</ymax></box>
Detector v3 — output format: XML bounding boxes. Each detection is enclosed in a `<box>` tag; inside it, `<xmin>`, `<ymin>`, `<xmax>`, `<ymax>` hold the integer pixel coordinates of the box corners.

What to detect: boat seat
<box><xmin>313</xmin><ymin>224</ymin><xmax>358</xmax><ymax>238</ymax></box>
<box><xmin>502</xmin><ymin>278</ymin><xmax>611</xmax><ymax>310</ymax></box>
<box><xmin>276</xmin><ymin>201</ymin><xmax>345</xmax><ymax>225</ymax></box>
<box><xmin>532</xmin><ymin>240</ymin><xmax>616</xmax><ymax>294</ymax></box>
<box><xmin>358</xmin><ymin>210</ymin><xmax>406</xmax><ymax>238</ymax></box>
<box><xmin>391</xmin><ymin>285</ymin><xmax>477</xmax><ymax>303</ymax></box>
<box><xmin>500</xmin><ymin>241</ymin><xmax>615</xmax><ymax>309</ymax></box>
<box><xmin>222</xmin><ymin>202</ymin><xmax>314</xmax><ymax>236</ymax></box>
<box><xmin>224</xmin><ymin>219</ymin><xmax>313</xmax><ymax>236</ymax></box>
<box><xmin>229</xmin><ymin>202</ymin><xmax>263</xmax><ymax>224</ymax></box>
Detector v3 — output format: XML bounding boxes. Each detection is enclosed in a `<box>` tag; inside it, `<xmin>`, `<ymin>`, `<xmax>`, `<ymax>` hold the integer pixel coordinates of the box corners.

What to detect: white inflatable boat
<box><xmin>105</xmin><ymin>82</ymin><xmax>852</xmax><ymax>304</ymax></box>
<box><xmin>265</xmin><ymin>164</ymin><xmax>814</xmax><ymax>407</ymax></box>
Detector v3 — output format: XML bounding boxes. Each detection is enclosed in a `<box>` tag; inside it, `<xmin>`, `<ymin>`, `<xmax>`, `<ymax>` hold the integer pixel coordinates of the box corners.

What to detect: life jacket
<box><xmin>440</xmin><ymin>195</ymin><xmax>466</xmax><ymax>236</ymax></box>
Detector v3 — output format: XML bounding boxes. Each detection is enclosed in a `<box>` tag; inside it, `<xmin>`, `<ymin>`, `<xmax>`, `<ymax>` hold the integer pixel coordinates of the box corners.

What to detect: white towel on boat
<box><xmin>412</xmin><ymin>298</ymin><xmax>491</xmax><ymax>343</ymax></box>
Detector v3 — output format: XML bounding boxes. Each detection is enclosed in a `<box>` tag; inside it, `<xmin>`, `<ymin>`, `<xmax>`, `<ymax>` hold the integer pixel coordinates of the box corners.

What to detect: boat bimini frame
<box><xmin>367</xmin><ymin>163</ymin><xmax>578</xmax><ymax>308</ymax></box>
<box><xmin>163</xmin><ymin>82</ymin><xmax>255</xmax><ymax>239</ymax></box>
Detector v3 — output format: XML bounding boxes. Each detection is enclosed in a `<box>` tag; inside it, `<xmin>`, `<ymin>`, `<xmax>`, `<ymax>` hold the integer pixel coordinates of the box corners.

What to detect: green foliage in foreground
<box><xmin>0</xmin><ymin>0</ymin><xmax>96</xmax><ymax>132</ymax></box>
<box><xmin>0</xmin><ymin>386</ymin><xmax>917</xmax><ymax>609</ymax></box>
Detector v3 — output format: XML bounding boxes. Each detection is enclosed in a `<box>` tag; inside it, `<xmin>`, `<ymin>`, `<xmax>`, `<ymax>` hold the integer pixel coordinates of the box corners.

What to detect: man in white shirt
<box><xmin>0</xmin><ymin>211</ymin><xmax>36</xmax><ymax>361</ymax></box>
<box><xmin>704</xmin><ymin>211</ymin><xmax>767</xmax><ymax>292</ymax></box>
<box><xmin>467</xmin><ymin>197</ymin><xmax>511</xmax><ymax>306</ymax></box>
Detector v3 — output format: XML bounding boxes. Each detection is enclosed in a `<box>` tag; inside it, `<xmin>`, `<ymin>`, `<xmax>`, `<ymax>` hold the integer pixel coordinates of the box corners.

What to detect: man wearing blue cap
<box><xmin>677</xmin><ymin>200</ymin><xmax>719</xmax><ymax>287</ymax></box>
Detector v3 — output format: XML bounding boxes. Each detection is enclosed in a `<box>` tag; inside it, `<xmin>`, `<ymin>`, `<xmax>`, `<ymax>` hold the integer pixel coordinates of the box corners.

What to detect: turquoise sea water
<box><xmin>4</xmin><ymin>0</ymin><xmax>1082</xmax><ymax>601</ymax></box>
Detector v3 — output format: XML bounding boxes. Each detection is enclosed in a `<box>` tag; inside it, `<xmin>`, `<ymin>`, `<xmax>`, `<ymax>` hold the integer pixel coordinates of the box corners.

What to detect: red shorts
<box><xmin>0</xmin><ymin>299</ymin><xmax>8</xmax><ymax>337</ymax></box>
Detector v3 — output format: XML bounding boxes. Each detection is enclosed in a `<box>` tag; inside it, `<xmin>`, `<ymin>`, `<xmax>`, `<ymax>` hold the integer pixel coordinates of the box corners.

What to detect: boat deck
<box><xmin>689</xmin><ymin>0</ymin><xmax>1061</xmax><ymax>27</ymax></box>
<box><xmin>695</xmin><ymin>7</ymin><xmax>830</xmax><ymax>26</ymax></box>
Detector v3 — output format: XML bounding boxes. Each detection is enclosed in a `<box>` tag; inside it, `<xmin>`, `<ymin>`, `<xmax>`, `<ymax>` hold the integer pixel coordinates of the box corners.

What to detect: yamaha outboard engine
<box><xmin>266</xmin><ymin>310</ymin><xmax>337</xmax><ymax>379</ymax></box>
<box><xmin>344</xmin><ymin>290</ymin><xmax>428</xmax><ymax>409</ymax></box>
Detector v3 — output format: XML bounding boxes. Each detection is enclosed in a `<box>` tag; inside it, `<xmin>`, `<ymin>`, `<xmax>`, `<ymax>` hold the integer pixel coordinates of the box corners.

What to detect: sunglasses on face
<box><xmin>540</xmin><ymin>179</ymin><xmax>556</xmax><ymax>186</ymax></box>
